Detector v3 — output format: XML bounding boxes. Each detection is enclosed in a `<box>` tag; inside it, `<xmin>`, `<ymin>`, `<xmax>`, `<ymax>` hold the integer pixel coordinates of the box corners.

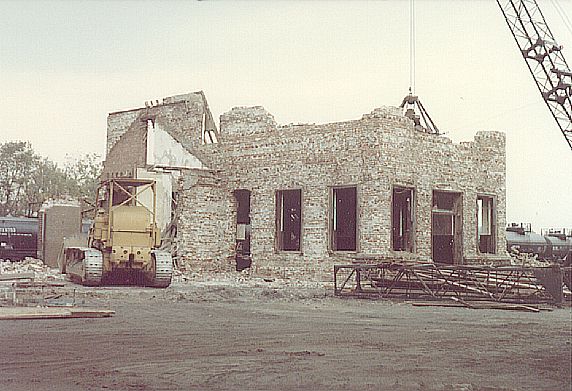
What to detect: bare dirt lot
<box><xmin>1</xmin><ymin>276</ymin><xmax>571</xmax><ymax>391</ymax></box>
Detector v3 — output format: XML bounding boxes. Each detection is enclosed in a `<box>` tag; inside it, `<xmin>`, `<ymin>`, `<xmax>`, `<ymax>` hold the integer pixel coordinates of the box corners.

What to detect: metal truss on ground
<box><xmin>334</xmin><ymin>262</ymin><xmax>570</xmax><ymax>304</ymax></box>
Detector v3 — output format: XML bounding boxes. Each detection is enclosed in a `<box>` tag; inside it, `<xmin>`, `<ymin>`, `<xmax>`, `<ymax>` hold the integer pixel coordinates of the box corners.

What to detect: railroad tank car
<box><xmin>0</xmin><ymin>217</ymin><xmax>38</xmax><ymax>260</ymax></box>
<box><xmin>506</xmin><ymin>225</ymin><xmax>572</xmax><ymax>261</ymax></box>
<box><xmin>544</xmin><ymin>233</ymin><xmax>572</xmax><ymax>261</ymax></box>
<box><xmin>505</xmin><ymin>227</ymin><xmax>549</xmax><ymax>257</ymax></box>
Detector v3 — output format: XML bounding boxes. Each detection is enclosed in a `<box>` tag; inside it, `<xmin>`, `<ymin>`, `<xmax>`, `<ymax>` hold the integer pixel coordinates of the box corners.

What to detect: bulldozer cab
<box><xmin>94</xmin><ymin>178</ymin><xmax>161</xmax><ymax>249</ymax></box>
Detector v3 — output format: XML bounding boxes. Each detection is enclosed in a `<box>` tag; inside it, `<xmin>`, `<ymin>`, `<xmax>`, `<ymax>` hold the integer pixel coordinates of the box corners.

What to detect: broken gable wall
<box><xmin>194</xmin><ymin>106</ymin><xmax>507</xmax><ymax>279</ymax></box>
<box><xmin>102</xmin><ymin>92</ymin><xmax>219</xmax><ymax>232</ymax></box>
<box><xmin>103</xmin><ymin>92</ymin><xmax>215</xmax><ymax>177</ymax></box>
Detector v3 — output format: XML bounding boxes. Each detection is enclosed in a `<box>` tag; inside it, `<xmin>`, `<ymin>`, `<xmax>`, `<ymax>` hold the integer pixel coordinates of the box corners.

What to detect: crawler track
<box><xmin>149</xmin><ymin>250</ymin><xmax>173</xmax><ymax>288</ymax></box>
<box><xmin>64</xmin><ymin>247</ymin><xmax>103</xmax><ymax>286</ymax></box>
<box><xmin>82</xmin><ymin>249</ymin><xmax>104</xmax><ymax>286</ymax></box>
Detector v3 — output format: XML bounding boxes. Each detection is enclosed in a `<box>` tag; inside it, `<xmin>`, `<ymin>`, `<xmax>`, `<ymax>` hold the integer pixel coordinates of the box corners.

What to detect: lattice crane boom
<box><xmin>497</xmin><ymin>0</ymin><xmax>572</xmax><ymax>151</ymax></box>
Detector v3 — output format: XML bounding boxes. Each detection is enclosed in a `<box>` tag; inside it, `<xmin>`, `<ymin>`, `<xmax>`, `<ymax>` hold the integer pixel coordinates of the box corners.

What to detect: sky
<box><xmin>0</xmin><ymin>0</ymin><xmax>571</xmax><ymax>232</ymax></box>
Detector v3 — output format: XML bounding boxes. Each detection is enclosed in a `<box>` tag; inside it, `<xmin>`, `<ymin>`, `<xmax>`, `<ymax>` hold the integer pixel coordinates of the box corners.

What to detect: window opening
<box><xmin>331</xmin><ymin>187</ymin><xmax>357</xmax><ymax>251</ymax></box>
<box><xmin>392</xmin><ymin>187</ymin><xmax>414</xmax><ymax>251</ymax></box>
<box><xmin>477</xmin><ymin>195</ymin><xmax>495</xmax><ymax>254</ymax></box>
<box><xmin>433</xmin><ymin>191</ymin><xmax>456</xmax><ymax>211</ymax></box>
<box><xmin>276</xmin><ymin>189</ymin><xmax>302</xmax><ymax>251</ymax></box>
<box><xmin>146</xmin><ymin>119</ymin><xmax>154</xmax><ymax>131</ymax></box>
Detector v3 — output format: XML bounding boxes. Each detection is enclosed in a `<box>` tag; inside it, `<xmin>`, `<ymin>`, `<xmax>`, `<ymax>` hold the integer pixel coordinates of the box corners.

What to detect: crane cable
<box><xmin>549</xmin><ymin>0</ymin><xmax>572</xmax><ymax>37</ymax></box>
<box><xmin>409</xmin><ymin>0</ymin><xmax>416</xmax><ymax>94</ymax></box>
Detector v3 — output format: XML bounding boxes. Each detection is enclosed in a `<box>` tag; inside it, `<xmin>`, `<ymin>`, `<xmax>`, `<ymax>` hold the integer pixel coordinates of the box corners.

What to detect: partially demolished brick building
<box><xmin>102</xmin><ymin>92</ymin><xmax>508</xmax><ymax>279</ymax></box>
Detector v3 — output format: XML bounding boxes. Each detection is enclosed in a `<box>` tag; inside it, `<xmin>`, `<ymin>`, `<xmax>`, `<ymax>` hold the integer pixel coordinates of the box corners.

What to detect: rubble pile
<box><xmin>173</xmin><ymin>267</ymin><xmax>326</xmax><ymax>288</ymax></box>
<box><xmin>0</xmin><ymin>258</ymin><xmax>63</xmax><ymax>282</ymax></box>
<box><xmin>171</xmin><ymin>267</ymin><xmax>330</xmax><ymax>302</ymax></box>
<box><xmin>172</xmin><ymin>268</ymin><xmax>250</xmax><ymax>284</ymax></box>
<box><xmin>508</xmin><ymin>249</ymin><xmax>552</xmax><ymax>267</ymax></box>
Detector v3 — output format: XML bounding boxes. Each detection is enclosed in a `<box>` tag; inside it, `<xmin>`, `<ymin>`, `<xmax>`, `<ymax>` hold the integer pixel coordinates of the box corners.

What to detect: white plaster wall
<box><xmin>146</xmin><ymin>122</ymin><xmax>203</xmax><ymax>169</ymax></box>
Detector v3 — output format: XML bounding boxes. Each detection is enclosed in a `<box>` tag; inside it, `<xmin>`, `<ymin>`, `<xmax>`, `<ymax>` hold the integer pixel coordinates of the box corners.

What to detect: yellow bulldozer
<box><xmin>63</xmin><ymin>178</ymin><xmax>172</xmax><ymax>287</ymax></box>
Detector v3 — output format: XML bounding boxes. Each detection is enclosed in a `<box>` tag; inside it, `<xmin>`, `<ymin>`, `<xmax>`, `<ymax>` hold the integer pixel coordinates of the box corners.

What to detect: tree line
<box><xmin>0</xmin><ymin>141</ymin><xmax>102</xmax><ymax>217</ymax></box>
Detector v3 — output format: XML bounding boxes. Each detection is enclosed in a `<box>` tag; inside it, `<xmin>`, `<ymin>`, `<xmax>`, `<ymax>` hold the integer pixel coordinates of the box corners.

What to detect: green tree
<box><xmin>64</xmin><ymin>153</ymin><xmax>102</xmax><ymax>201</ymax></box>
<box><xmin>0</xmin><ymin>141</ymin><xmax>38</xmax><ymax>216</ymax></box>
<box><xmin>0</xmin><ymin>141</ymin><xmax>102</xmax><ymax>216</ymax></box>
<box><xmin>25</xmin><ymin>158</ymin><xmax>69</xmax><ymax>214</ymax></box>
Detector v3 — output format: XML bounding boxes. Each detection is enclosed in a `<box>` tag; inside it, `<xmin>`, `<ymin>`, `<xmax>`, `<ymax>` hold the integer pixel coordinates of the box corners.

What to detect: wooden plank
<box><xmin>411</xmin><ymin>302</ymin><xmax>464</xmax><ymax>309</ymax></box>
<box><xmin>450</xmin><ymin>296</ymin><xmax>476</xmax><ymax>308</ymax></box>
<box><xmin>0</xmin><ymin>273</ymin><xmax>35</xmax><ymax>281</ymax></box>
<box><xmin>0</xmin><ymin>307</ymin><xmax>114</xmax><ymax>320</ymax></box>
<box><xmin>67</xmin><ymin>309</ymin><xmax>115</xmax><ymax>318</ymax></box>
<box><xmin>477</xmin><ymin>303</ymin><xmax>541</xmax><ymax>313</ymax></box>
<box><xmin>411</xmin><ymin>301</ymin><xmax>542</xmax><ymax>312</ymax></box>
<box><xmin>14</xmin><ymin>282</ymin><xmax>65</xmax><ymax>288</ymax></box>
<box><xmin>0</xmin><ymin>307</ymin><xmax>72</xmax><ymax>319</ymax></box>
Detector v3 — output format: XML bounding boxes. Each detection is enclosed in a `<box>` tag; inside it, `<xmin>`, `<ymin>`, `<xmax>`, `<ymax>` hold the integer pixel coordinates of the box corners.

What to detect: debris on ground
<box><xmin>1</xmin><ymin>258</ymin><xmax>82</xmax><ymax>307</ymax></box>
<box><xmin>508</xmin><ymin>248</ymin><xmax>553</xmax><ymax>267</ymax></box>
<box><xmin>0</xmin><ymin>258</ymin><xmax>63</xmax><ymax>282</ymax></box>
<box><xmin>165</xmin><ymin>270</ymin><xmax>331</xmax><ymax>303</ymax></box>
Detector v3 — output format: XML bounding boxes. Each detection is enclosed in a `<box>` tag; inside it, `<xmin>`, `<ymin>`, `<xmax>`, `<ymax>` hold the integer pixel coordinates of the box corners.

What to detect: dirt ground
<box><xmin>0</xmin><ymin>276</ymin><xmax>570</xmax><ymax>391</ymax></box>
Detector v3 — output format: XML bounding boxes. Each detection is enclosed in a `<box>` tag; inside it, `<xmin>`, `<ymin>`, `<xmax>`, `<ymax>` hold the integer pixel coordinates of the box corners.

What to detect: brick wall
<box><xmin>176</xmin><ymin>169</ymin><xmax>235</xmax><ymax>272</ymax></box>
<box><xmin>102</xmin><ymin>113</ymin><xmax>147</xmax><ymax>179</ymax></box>
<box><xmin>190</xmin><ymin>105</ymin><xmax>507</xmax><ymax>280</ymax></box>
<box><xmin>107</xmin><ymin>109</ymin><xmax>140</xmax><ymax>154</ymax></box>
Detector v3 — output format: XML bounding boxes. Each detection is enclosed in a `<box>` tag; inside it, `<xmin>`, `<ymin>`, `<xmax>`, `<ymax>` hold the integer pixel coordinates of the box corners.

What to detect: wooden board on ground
<box><xmin>15</xmin><ymin>281</ymin><xmax>65</xmax><ymax>288</ymax></box>
<box><xmin>411</xmin><ymin>300</ymin><xmax>551</xmax><ymax>312</ymax></box>
<box><xmin>0</xmin><ymin>273</ymin><xmax>35</xmax><ymax>281</ymax></box>
<box><xmin>0</xmin><ymin>307</ymin><xmax>115</xmax><ymax>320</ymax></box>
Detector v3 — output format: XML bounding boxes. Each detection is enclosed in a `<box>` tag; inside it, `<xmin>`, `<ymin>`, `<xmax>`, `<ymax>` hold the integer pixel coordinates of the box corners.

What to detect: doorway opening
<box><xmin>432</xmin><ymin>191</ymin><xmax>462</xmax><ymax>264</ymax></box>
<box><xmin>234</xmin><ymin>189</ymin><xmax>251</xmax><ymax>271</ymax></box>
